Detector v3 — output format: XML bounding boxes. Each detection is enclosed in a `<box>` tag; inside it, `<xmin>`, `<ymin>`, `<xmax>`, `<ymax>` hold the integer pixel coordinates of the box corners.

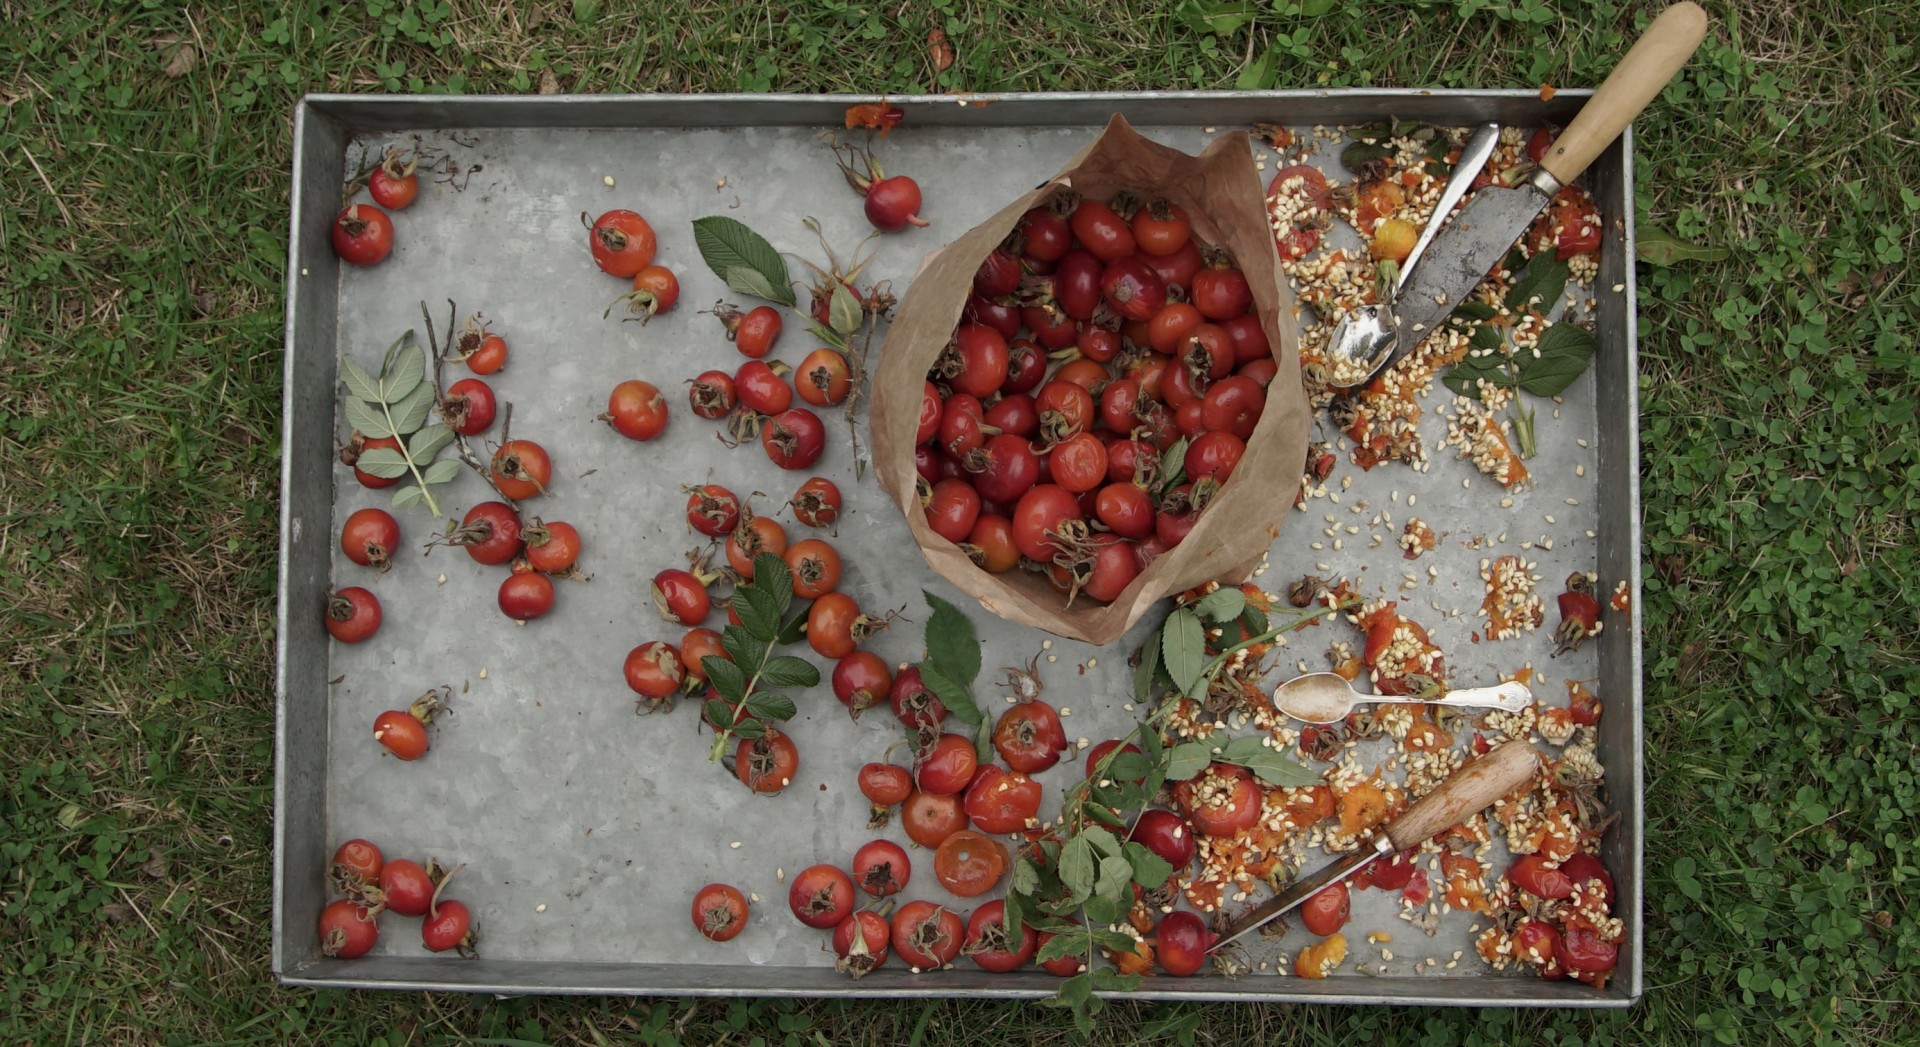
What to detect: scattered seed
<box><xmin>750</xmin><ymin>893</ymin><xmax>760</xmax><ymax>902</ymax></box>
<box><xmin>536</xmin><ymin>903</ymin><xmax>547</xmax><ymax>913</ymax></box>
<box><xmin>1565</xmin><ymin>497</ymin><xmax>1579</xmax><ymax>506</ymax></box>
<box><xmin>1047</xmin><ymin>654</ymin><xmax>1058</xmax><ymax>663</ymax></box>
<box><xmin>603</xmin><ymin>175</ymin><xmax>615</xmax><ymax>187</ymax></box>
<box><xmin>479</xmin><ymin>667</ymin><xmax>489</xmax><ymax>679</ymax></box>
<box><xmin>777</xmin><ymin>867</ymin><xmax>785</xmax><ymax>880</ymax></box>
<box><xmin>437</xmin><ymin>573</ymin><xmax>448</xmax><ymax>586</ymax></box>
<box><xmin>1060</xmin><ymin>707</ymin><xmax>1070</xmax><ymax>716</ymax></box>
<box><xmin>1381</xmin><ymin>948</ymin><xmax>1394</xmax><ymax>960</ymax></box>
<box><xmin>1407</xmin><ymin>494</ymin><xmax>1417</xmax><ymax>506</ymax></box>
<box><xmin>1087</xmin><ymin>657</ymin><xmax>1097</xmax><ymax>668</ymax></box>
<box><xmin>1544</xmin><ymin>514</ymin><xmax>1556</xmax><ymax>524</ymax></box>
<box><xmin>1577</xmin><ymin>438</ymin><xmax>1589</xmax><ymax>448</ymax></box>
<box><xmin>1042</xmin><ymin>640</ymin><xmax>1053</xmax><ymax>650</ymax></box>
<box><xmin>1576</xmin><ymin>464</ymin><xmax>1587</xmax><ymax>477</ymax></box>
<box><xmin>730</xmin><ymin>841</ymin><xmax>742</xmax><ymax>849</ymax></box>
<box><xmin>1076</xmin><ymin>737</ymin><xmax>1090</xmax><ymax>749</ymax></box>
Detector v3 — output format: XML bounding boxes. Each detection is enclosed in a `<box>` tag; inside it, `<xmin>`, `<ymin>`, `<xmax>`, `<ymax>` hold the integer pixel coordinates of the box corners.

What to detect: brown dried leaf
<box><xmin>141</xmin><ymin>847</ymin><xmax>169</xmax><ymax>879</ymax></box>
<box><xmin>927</xmin><ymin>28</ymin><xmax>955</xmax><ymax>72</ymax></box>
<box><xmin>101</xmin><ymin>903</ymin><xmax>136</xmax><ymax>925</ymax></box>
<box><xmin>538</xmin><ymin>69</ymin><xmax>560</xmax><ymax>95</ymax></box>
<box><xmin>155</xmin><ymin>36</ymin><xmax>197</xmax><ymax>79</ymax></box>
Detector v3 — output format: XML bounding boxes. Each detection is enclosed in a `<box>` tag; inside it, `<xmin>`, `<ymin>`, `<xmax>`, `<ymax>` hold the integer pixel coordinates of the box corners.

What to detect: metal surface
<box><xmin>1211</xmin><ymin>837</ymin><xmax>1392</xmax><ymax>952</ymax></box>
<box><xmin>275</xmin><ymin>91</ymin><xmax>1642</xmax><ymax>1007</ymax></box>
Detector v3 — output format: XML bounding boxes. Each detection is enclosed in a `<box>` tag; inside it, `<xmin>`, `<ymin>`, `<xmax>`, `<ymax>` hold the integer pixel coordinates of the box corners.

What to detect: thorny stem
<box><xmin>423</xmin><ymin>299</ymin><xmax>524</xmax><ymax>512</ymax></box>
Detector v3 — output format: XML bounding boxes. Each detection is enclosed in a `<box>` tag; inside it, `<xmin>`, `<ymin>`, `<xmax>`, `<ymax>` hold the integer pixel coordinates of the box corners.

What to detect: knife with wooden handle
<box><xmin>1208</xmin><ymin>741</ymin><xmax>1541</xmax><ymax>952</ymax></box>
<box><xmin>1388</xmin><ymin>2</ymin><xmax>1709</xmax><ymax>355</ymax></box>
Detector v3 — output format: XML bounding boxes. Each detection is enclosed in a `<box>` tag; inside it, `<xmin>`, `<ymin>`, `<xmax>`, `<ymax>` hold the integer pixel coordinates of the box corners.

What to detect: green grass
<box><xmin>2</xmin><ymin>0</ymin><xmax>1916</xmax><ymax>1043</ymax></box>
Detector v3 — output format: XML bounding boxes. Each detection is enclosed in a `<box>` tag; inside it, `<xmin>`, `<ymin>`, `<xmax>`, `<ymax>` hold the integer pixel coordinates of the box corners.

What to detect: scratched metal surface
<box><xmin>275</xmin><ymin>92</ymin><xmax>1639</xmax><ymax>1005</ymax></box>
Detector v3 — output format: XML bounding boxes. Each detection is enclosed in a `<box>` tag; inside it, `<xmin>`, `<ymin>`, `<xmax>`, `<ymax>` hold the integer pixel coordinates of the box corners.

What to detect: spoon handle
<box><xmin>1393</xmin><ymin>122</ymin><xmax>1502</xmax><ymax>297</ymax></box>
<box><xmin>1432</xmin><ymin>681</ymin><xmax>1533</xmax><ymax>713</ymax></box>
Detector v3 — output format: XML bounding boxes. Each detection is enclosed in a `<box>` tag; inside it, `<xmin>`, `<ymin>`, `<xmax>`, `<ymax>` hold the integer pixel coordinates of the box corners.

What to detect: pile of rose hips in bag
<box><xmin>919</xmin><ymin>190</ymin><xmax>1276</xmax><ymax>605</ymax></box>
<box><xmin>319</xmin><ymin>838</ymin><xmax>476</xmax><ymax>959</ymax></box>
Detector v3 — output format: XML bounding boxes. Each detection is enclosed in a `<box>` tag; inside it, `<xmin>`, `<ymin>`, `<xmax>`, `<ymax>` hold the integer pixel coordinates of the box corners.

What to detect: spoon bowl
<box><xmin>1274</xmin><ymin>671</ymin><xmax>1533</xmax><ymax>725</ymax></box>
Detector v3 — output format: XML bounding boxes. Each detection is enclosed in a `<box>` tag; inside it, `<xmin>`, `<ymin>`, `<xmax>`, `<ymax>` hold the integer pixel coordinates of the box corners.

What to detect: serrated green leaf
<box><xmin>1234</xmin><ymin>747</ymin><xmax>1323</xmax><ymax>787</ymax></box>
<box><xmin>1095</xmin><ymin>856</ymin><xmax>1134</xmax><ymax>901</ymax></box>
<box><xmin>922</xmin><ymin>591</ymin><xmax>981</xmax><ymax>686</ymax></box>
<box><xmin>1518</xmin><ymin>323</ymin><xmax>1598</xmax><ymax>397</ymax></box>
<box><xmin>1104</xmin><ymin>751</ymin><xmax>1152</xmax><ymax>783</ymax></box>
<box><xmin>1035</xmin><ymin>931</ymin><xmax>1085</xmax><ymax>965</ymax></box>
<box><xmin>719</xmin><ymin>628</ymin><xmax>761</xmax><ymax>671</ymax></box>
<box><xmin>775</xmin><ymin>609</ymin><xmax>809</xmax><ymax>647</ymax></box>
<box><xmin>422</xmin><ymin>458</ymin><xmax>461</xmax><ymax>485</ymax></box>
<box><xmin>722</xmin><ymin>265</ymin><xmax>782</xmax><ymax>302</ymax></box>
<box><xmin>389</xmin><ymin>379</ymin><xmax>436</xmax><ymax>435</ymax></box>
<box><xmin>1011</xmin><ymin>859</ymin><xmax>1040</xmax><ymax>896</ymax></box>
<box><xmin>1341</xmin><ymin>139</ymin><xmax>1393</xmax><ymax>172</ymax></box>
<box><xmin>408</xmin><ymin>423</ymin><xmax>454</xmax><ymax>460</ymax></box>
<box><xmin>1157</xmin><ymin>437</ymin><xmax>1189</xmax><ymax>496</ymax></box>
<box><xmin>730</xmin><ymin>717</ymin><xmax>766</xmax><ymax>740</ymax></box>
<box><xmin>704</xmin><ymin>657</ymin><xmax>747</xmax><ymax>704</ymax></box>
<box><xmin>1002</xmin><ymin>890</ymin><xmax>1025</xmax><ymax>940</ymax></box>
<box><xmin>1235</xmin><ymin>48</ymin><xmax>1277</xmax><ymax>90</ymax></box>
<box><xmin>340</xmin><ymin>357</ymin><xmax>382</xmax><ymax>403</ymax></box>
<box><xmin>1451</xmin><ymin>299</ymin><xmax>1499</xmax><ymax>322</ymax></box>
<box><xmin>1081</xmin><ymin>893</ymin><xmax>1122</xmax><ymax>926</ymax></box>
<box><xmin>1086</xmin><ymin>800</ymin><xmax>1129</xmax><ymax>828</ymax></box>
<box><xmin>745</xmin><ymin>691</ymin><xmax>797</xmax><ymax>722</ymax></box>
<box><xmin>735</xmin><ymin>588</ymin><xmax>780</xmax><ymax>642</ymax></box>
<box><xmin>1239</xmin><ymin>603</ymin><xmax>1270</xmax><ymax>642</ymax></box>
<box><xmin>1166</xmin><ymin>741</ymin><xmax>1212</xmax><ymax>782</ymax></box>
<box><xmin>1219</xmin><ymin>735</ymin><xmax>1274</xmax><ymax>761</ymax></box>
<box><xmin>1090</xmin><ymin>968</ymin><xmax>1142</xmax><ymax>992</ymax></box>
<box><xmin>692</xmin><ymin>216</ymin><xmax>795</xmax><ymax>306</ymax></box>
<box><xmin>1055</xmin><ymin>971</ymin><xmax>1094</xmax><ymax>1010</ymax></box>
<box><xmin>345</xmin><ymin>398</ymin><xmax>392</xmax><ymax>438</ymax></box>
<box><xmin>1058</xmin><ymin>836</ymin><xmax>1095</xmax><ymax>903</ymax></box>
<box><xmin>1192</xmin><ymin>586</ymin><xmax>1246</xmax><ymax>623</ymax></box>
<box><xmin>354</xmin><ymin>448</ymin><xmax>411</xmax><ymax>479</ymax></box>
<box><xmin>1443</xmin><ymin>348</ymin><xmax>1519</xmax><ymax>399</ymax></box>
<box><xmin>1161</xmin><ymin>608</ymin><xmax>1206</xmax><ymax>696</ymax></box>
<box><xmin>1504</xmin><ymin>253</ymin><xmax>1570</xmax><ymax>315</ymax></box>
<box><xmin>1132</xmin><ymin>635</ymin><xmax>1162</xmax><ymax>705</ymax></box>
<box><xmin>1123</xmin><ymin>841</ymin><xmax>1175</xmax><ymax>888</ymax></box>
<box><xmin>390</xmin><ymin>483</ymin><xmax>424</xmax><ymax>510</ymax></box>
<box><xmin>703</xmin><ymin>697</ymin><xmax>737</xmax><ymax>729</ymax></box>
<box><xmin>1082</xmin><ymin>826</ymin><xmax>1124</xmax><ymax>859</ymax></box>
<box><xmin>828</xmin><ymin>281</ymin><xmax>862</xmax><ymax>336</ymax></box>
<box><xmin>917</xmin><ymin>662</ymin><xmax>983</xmax><ymax>726</ymax></box>
<box><xmin>1637</xmin><ymin>225</ymin><xmax>1729</xmax><ymax>266</ymax></box>
<box><xmin>380</xmin><ymin>331</ymin><xmax>425</xmax><ymax>400</ymax></box>
<box><xmin>759</xmin><ymin>655</ymin><xmax>819</xmax><ymax>689</ymax></box>
<box><xmin>752</xmin><ymin>553</ymin><xmax>792</xmax><ymax>614</ymax></box>
<box><xmin>1091</xmin><ymin>928</ymin><xmax>1140</xmax><ymax>954</ymax></box>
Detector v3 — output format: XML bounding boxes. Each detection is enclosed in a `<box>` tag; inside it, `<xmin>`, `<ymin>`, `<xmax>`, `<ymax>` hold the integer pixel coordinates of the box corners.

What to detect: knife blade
<box><xmin>1389</xmin><ymin>1</ymin><xmax>1709</xmax><ymax>357</ymax></box>
<box><xmin>1209</xmin><ymin>741</ymin><xmax>1540</xmax><ymax>953</ymax></box>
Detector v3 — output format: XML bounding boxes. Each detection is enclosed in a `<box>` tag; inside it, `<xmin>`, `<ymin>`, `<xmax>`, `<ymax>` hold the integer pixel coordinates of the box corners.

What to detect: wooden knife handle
<box><xmin>1385</xmin><ymin>741</ymin><xmax>1540</xmax><ymax>850</ymax></box>
<box><xmin>1540</xmin><ymin>2</ymin><xmax>1708</xmax><ymax>186</ymax></box>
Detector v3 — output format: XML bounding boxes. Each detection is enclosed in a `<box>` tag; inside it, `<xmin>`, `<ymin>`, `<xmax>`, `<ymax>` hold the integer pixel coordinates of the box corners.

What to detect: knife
<box><xmin>1388</xmin><ymin>1</ymin><xmax>1709</xmax><ymax>357</ymax></box>
<box><xmin>1208</xmin><ymin>740</ymin><xmax>1540</xmax><ymax>953</ymax></box>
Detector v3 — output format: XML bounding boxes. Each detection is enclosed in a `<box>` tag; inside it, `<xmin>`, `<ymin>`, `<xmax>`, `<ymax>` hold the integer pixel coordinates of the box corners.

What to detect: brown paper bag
<box><xmin>869</xmin><ymin>114</ymin><xmax>1309</xmax><ymax>645</ymax></box>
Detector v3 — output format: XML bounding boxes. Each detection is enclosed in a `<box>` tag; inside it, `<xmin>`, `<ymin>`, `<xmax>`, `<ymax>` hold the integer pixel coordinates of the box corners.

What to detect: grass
<box><xmin>2</xmin><ymin>0</ymin><xmax>1915</xmax><ymax>1043</ymax></box>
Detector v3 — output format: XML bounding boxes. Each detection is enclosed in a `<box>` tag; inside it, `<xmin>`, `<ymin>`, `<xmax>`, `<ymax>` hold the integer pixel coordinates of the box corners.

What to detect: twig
<box><xmin>422</xmin><ymin>298</ymin><xmax>523</xmax><ymax>513</ymax></box>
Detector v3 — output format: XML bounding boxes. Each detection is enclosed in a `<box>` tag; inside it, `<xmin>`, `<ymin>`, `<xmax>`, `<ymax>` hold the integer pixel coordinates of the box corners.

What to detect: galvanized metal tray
<box><xmin>276</xmin><ymin>92</ymin><xmax>1642</xmax><ymax>1007</ymax></box>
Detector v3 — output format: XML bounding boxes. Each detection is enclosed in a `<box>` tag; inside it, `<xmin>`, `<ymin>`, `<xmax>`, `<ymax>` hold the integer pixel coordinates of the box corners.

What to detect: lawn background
<box><xmin>2</xmin><ymin>1</ymin><xmax>1915</xmax><ymax>1044</ymax></box>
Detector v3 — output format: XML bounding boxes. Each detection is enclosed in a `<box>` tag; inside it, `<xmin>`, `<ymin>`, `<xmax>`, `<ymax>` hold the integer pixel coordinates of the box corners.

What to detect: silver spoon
<box><xmin>1274</xmin><ymin>671</ymin><xmax>1533</xmax><ymax>725</ymax></box>
<box><xmin>1324</xmin><ymin>121</ymin><xmax>1502</xmax><ymax>389</ymax></box>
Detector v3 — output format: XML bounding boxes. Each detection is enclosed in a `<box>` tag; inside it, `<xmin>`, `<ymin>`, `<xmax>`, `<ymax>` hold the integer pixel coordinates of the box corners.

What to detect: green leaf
<box><xmin>1011</xmin><ymin>859</ymin><xmax>1040</xmax><ymax>896</ymax></box>
<box><xmin>1104</xmin><ymin>751</ymin><xmax>1152</xmax><ymax>783</ymax></box>
<box><xmin>1517</xmin><ymin>323</ymin><xmax>1598</xmax><ymax>397</ymax></box>
<box><xmin>703</xmin><ymin>698</ymin><xmax>737</xmax><ymax>729</ymax></box>
<box><xmin>1166</xmin><ymin>741</ymin><xmax>1212</xmax><ymax>782</ymax></box>
<box><xmin>1123</xmin><ymin>842</ymin><xmax>1174</xmax><ymax>888</ymax></box>
<box><xmin>1132</xmin><ymin>635</ymin><xmax>1162</xmax><ymax>705</ymax></box>
<box><xmin>380</xmin><ymin>331</ymin><xmax>425</xmax><ymax>401</ymax></box>
<box><xmin>704</xmin><ymin>657</ymin><xmax>747</xmax><ymax>704</ymax></box>
<box><xmin>691</xmin><ymin>216</ymin><xmax>795</xmax><ymax>306</ymax></box>
<box><xmin>722</xmin><ymin>265</ymin><xmax>782</xmax><ymax>302</ymax></box>
<box><xmin>1239</xmin><ymin>603</ymin><xmax>1270</xmax><ymax>642</ymax></box>
<box><xmin>354</xmin><ymin>448</ymin><xmax>411</xmax><ymax>478</ymax></box>
<box><xmin>759</xmin><ymin>656</ymin><xmax>819</xmax><ymax>689</ymax></box>
<box><xmin>421</xmin><ymin>458</ymin><xmax>461</xmax><ymax>485</ymax></box>
<box><xmin>345</xmin><ymin>398</ymin><xmax>392</xmax><ymax>438</ymax></box>
<box><xmin>1090</xmin><ymin>968</ymin><xmax>1142</xmax><ymax>993</ymax></box>
<box><xmin>1081</xmin><ymin>894</ymin><xmax>1122</xmax><ymax>927</ymax></box>
<box><xmin>1092</xmin><ymin>928</ymin><xmax>1142</xmax><ymax>953</ymax></box>
<box><xmin>1340</xmin><ymin>140</ymin><xmax>1393</xmax><ymax>171</ymax></box>
<box><xmin>408</xmin><ymin>423</ymin><xmax>454</xmax><ymax>460</ymax></box>
<box><xmin>1192</xmin><ymin>586</ymin><xmax>1246</xmax><ymax>623</ymax></box>
<box><xmin>917</xmin><ymin>662</ymin><xmax>983</xmax><ymax>726</ymax></box>
<box><xmin>719</xmin><ymin>628</ymin><xmax>763</xmax><ymax>671</ymax></box>
<box><xmin>744</xmin><ymin>691</ymin><xmax>797</xmax><ymax>722</ymax></box>
<box><xmin>390</xmin><ymin>484</ymin><xmax>424</xmax><ymax>510</ymax></box>
<box><xmin>1503</xmin><ymin>253</ymin><xmax>1570</xmax><ymax>315</ymax></box>
<box><xmin>1095</xmin><ymin>856</ymin><xmax>1134</xmax><ymax>902</ymax></box>
<box><xmin>1451</xmin><ymin>299</ymin><xmax>1499</xmax><ymax>322</ymax></box>
<box><xmin>1637</xmin><ymin>225</ymin><xmax>1729</xmax><ymax>266</ymax></box>
<box><xmin>1083</xmin><ymin>826</ymin><xmax>1124</xmax><ymax>858</ymax></box>
<box><xmin>805</xmin><ymin>322</ymin><xmax>852</xmax><ymax>353</ymax></box>
<box><xmin>1156</xmin><ymin>437</ymin><xmax>1189</xmax><ymax>495</ymax></box>
<box><xmin>734</xmin><ymin>588</ymin><xmax>780</xmax><ymax>642</ymax></box>
<box><xmin>828</xmin><ymin>281</ymin><xmax>862</xmax><ymax>336</ymax></box>
<box><xmin>1086</xmin><ymin>801</ymin><xmax>1128</xmax><ymax>828</ymax></box>
<box><xmin>1054</xmin><ymin>971</ymin><xmax>1094</xmax><ymax>1012</ymax></box>
<box><xmin>1470</xmin><ymin>322</ymin><xmax>1507</xmax><ymax>353</ymax></box>
<box><xmin>1058</xmin><ymin>836</ymin><xmax>1096</xmax><ymax>903</ymax></box>
<box><xmin>922</xmin><ymin>591</ymin><xmax>980</xmax><ymax>685</ymax></box>
<box><xmin>730</xmin><ymin>717</ymin><xmax>767</xmax><ymax>740</ymax></box>
<box><xmin>752</xmin><ymin>553</ymin><xmax>793</xmax><ymax>614</ymax></box>
<box><xmin>1442</xmin><ymin>347</ymin><xmax>1520</xmax><ymax>399</ymax></box>
<box><xmin>389</xmin><ymin>379</ymin><xmax>436</xmax><ymax>435</ymax></box>
<box><xmin>1232</xmin><ymin>747</ymin><xmax>1323</xmax><ymax>787</ymax></box>
<box><xmin>1235</xmin><ymin>48</ymin><xmax>1277</xmax><ymax>91</ymax></box>
<box><xmin>1161</xmin><ymin>608</ymin><xmax>1206</xmax><ymax>696</ymax></box>
<box><xmin>775</xmin><ymin>609</ymin><xmax>810</xmax><ymax>647</ymax></box>
<box><xmin>340</xmin><ymin>357</ymin><xmax>382</xmax><ymax>403</ymax></box>
<box><xmin>1001</xmin><ymin>890</ymin><xmax>1024</xmax><ymax>940</ymax></box>
<box><xmin>1035</xmin><ymin>932</ymin><xmax>1084</xmax><ymax>965</ymax></box>
<box><xmin>1175</xmin><ymin>0</ymin><xmax>1257</xmax><ymax>35</ymax></box>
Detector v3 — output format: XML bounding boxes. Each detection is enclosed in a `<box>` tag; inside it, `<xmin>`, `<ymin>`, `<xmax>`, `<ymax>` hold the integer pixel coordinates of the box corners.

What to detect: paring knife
<box><xmin>1208</xmin><ymin>741</ymin><xmax>1540</xmax><ymax>953</ymax></box>
<box><xmin>1389</xmin><ymin>2</ymin><xmax>1709</xmax><ymax>355</ymax></box>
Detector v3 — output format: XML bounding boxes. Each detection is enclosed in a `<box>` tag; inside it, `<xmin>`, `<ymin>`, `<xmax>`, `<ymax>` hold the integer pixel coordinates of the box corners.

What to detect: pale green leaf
<box><xmin>344</xmin><ymin>398</ymin><xmax>392</xmax><ymax>438</ymax></box>
<box><xmin>1161</xmin><ymin>607</ymin><xmax>1206</xmax><ymax>695</ymax></box>
<box><xmin>422</xmin><ymin>458</ymin><xmax>461</xmax><ymax>485</ymax></box>
<box><xmin>340</xmin><ymin>357</ymin><xmax>382</xmax><ymax>403</ymax></box>
<box><xmin>409</xmin><ymin>423</ymin><xmax>454</xmax><ymax>460</ymax></box>
<box><xmin>389</xmin><ymin>379</ymin><xmax>435</xmax><ymax>435</ymax></box>
<box><xmin>390</xmin><ymin>484</ymin><xmax>424</xmax><ymax>510</ymax></box>
<box><xmin>1637</xmin><ymin>226</ymin><xmax>1729</xmax><ymax>266</ymax></box>
<box><xmin>828</xmin><ymin>281</ymin><xmax>862</xmax><ymax>335</ymax></box>
<box><xmin>723</xmin><ymin>265</ymin><xmax>781</xmax><ymax>302</ymax></box>
<box><xmin>1058</xmin><ymin>836</ymin><xmax>1095</xmax><ymax>903</ymax></box>
<box><xmin>691</xmin><ymin>216</ymin><xmax>795</xmax><ymax>306</ymax></box>
<box><xmin>923</xmin><ymin>590</ymin><xmax>980</xmax><ymax>685</ymax></box>
<box><xmin>1165</xmin><ymin>741</ymin><xmax>1212</xmax><ymax>782</ymax></box>
<box><xmin>354</xmin><ymin>448</ymin><xmax>411</xmax><ymax>479</ymax></box>
<box><xmin>380</xmin><ymin>331</ymin><xmax>425</xmax><ymax>400</ymax></box>
<box><xmin>1192</xmin><ymin>586</ymin><xmax>1246</xmax><ymax>623</ymax></box>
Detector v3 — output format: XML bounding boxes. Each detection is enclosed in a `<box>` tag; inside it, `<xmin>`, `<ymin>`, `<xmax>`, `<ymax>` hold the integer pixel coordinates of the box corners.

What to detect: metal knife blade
<box><xmin>1388</xmin><ymin>177</ymin><xmax>1553</xmax><ymax>353</ymax></box>
<box><xmin>1209</xmin><ymin>741</ymin><xmax>1541</xmax><ymax>953</ymax></box>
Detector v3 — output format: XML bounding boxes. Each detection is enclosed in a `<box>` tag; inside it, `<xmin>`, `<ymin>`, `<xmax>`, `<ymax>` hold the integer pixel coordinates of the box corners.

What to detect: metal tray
<box><xmin>276</xmin><ymin>92</ymin><xmax>1642</xmax><ymax>1007</ymax></box>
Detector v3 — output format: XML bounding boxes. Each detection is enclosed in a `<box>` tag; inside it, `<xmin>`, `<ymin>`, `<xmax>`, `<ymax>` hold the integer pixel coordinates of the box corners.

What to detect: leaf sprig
<box><xmin>1441</xmin><ymin>251</ymin><xmax>1598</xmax><ymax>458</ymax></box>
<box><xmin>910</xmin><ymin>591</ymin><xmax>987</xmax><ymax>755</ymax></box>
<box><xmin>339</xmin><ymin>330</ymin><xmax>458</xmax><ymax>517</ymax></box>
<box><xmin>701</xmin><ymin>552</ymin><xmax>821</xmax><ymax>764</ymax></box>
